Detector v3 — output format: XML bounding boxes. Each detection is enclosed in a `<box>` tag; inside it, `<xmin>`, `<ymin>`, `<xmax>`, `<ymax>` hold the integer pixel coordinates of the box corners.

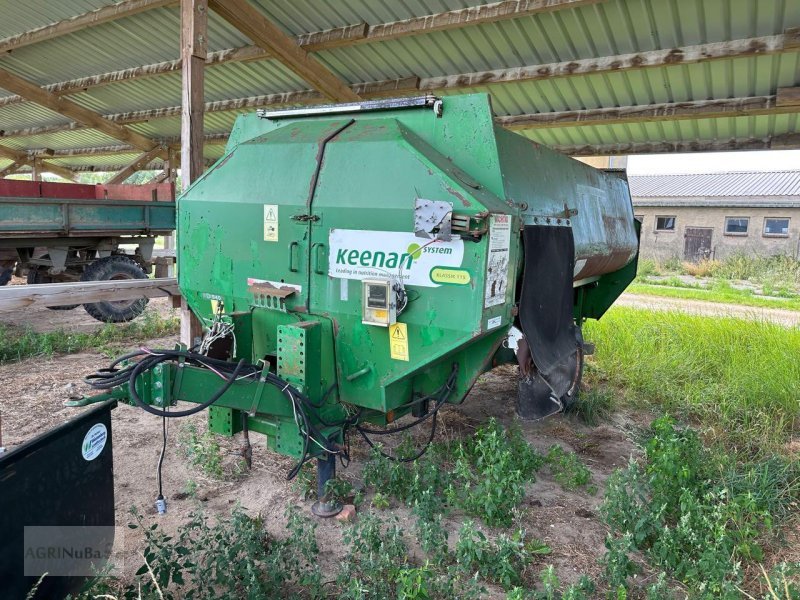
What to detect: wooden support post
<box><xmin>181</xmin><ymin>0</ymin><xmax>207</xmax><ymax>185</ymax></box>
<box><xmin>179</xmin><ymin>0</ymin><xmax>206</xmax><ymax>346</ymax></box>
<box><xmin>31</xmin><ymin>158</ymin><xmax>41</xmax><ymax>181</ymax></box>
<box><xmin>166</xmin><ymin>146</ymin><xmax>178</xmax><ymax>184</ymax></box>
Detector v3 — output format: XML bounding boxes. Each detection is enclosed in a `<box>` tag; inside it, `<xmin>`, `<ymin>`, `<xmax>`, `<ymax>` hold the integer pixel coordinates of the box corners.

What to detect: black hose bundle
<box><xmin>85</xmin><ymin>350</ymin><xmax>458</xmax><ymax>476</ymax></box>
<box><xmin>85</xmin><ymin>348</ymin><xmax>339</xmax><ymax>480</ymax></box>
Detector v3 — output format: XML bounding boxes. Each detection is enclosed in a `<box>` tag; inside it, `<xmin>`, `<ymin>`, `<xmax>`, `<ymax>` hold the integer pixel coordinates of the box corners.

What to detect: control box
<box><xmin>361</xmin><ymin>279</ymin><xmax>396</xmax><ymax>326</ymax></box>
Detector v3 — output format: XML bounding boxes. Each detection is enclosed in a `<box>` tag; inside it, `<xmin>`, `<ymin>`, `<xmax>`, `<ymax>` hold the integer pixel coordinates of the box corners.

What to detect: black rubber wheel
<box><xmin>516</xmin><ymin>348</ymin><xmax>584</xmax><ymax>420</ymax></box>
<box><xmin>0</xmin><ymin>267</ymin><xmax>12</xmax><ymax>286</ymax></box>
<box><xmin>27</xmin><ymin>261</ymin><xmax>80</xmax><ymax>310</ymax></box>
<box><xmin>81</xmin><ymin>255</ymin><xmax>149</xmax><ymax>323</ymax></box>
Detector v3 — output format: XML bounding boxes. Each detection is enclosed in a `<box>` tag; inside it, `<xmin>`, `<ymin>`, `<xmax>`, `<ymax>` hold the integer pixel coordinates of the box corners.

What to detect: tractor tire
<box><xmin>516</xmin><ymin>347</ymin><xmax>584</xmax><ymax>420</ymax></box>
<box><xmin>27</xmin><ymin>262</ymin><xmax>80</xmax><ymax>310</ymax></box>
<box><xmin>81</xmin><ymin>255</ymin><xmax>149</xmax><ymax>323</ymax></box>
<box><xmin>0</xmin><ymin>267</ymin><xmax>12</xmax><ymax>286</ymax></box>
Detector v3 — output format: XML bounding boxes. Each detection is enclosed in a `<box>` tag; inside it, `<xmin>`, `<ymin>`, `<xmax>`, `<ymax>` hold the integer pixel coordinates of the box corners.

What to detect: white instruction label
<box><xmin>487</xmin><ymin>316</ymin><xmax>502</xmax><ymax>330</ymax></box>
<box><xmin>328</xmin><ymin>229</ymin><xmax>464</xmax><ymax>288</ymax></box>
<box><xmin>263</xmin><ymin>204</ymin><xmax>279</xmax><ymax>242</ymax></box>
<box><xmin>484</xmin><ymin>214</ymin><xmax>511</xmax><ymax>307</ymax></box>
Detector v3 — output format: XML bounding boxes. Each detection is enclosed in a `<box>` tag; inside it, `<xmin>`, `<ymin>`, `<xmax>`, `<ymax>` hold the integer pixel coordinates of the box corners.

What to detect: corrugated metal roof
<box><xmin>0</xmin><ymin>0</ymin><xmax>797</xmax><ymax>173</ymax></box>
<box><xmin>629</xmin><ymin>171</ymin><xmax>800</xmax><ymax>198</ymax></box>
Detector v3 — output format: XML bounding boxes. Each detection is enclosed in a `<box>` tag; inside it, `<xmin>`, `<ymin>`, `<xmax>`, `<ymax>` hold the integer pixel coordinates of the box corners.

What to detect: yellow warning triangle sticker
<box><xmin>392</xmin><ymin>326</ymin><xmax>405</xmax><ymax>339</ymax></box>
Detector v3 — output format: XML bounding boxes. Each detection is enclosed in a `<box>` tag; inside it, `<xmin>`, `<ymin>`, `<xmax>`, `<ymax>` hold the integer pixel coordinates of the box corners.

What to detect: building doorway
<box><xmin>683</xmin><ymin>227</ymin><xmax>713</xmax><ymax>262</ymax></box>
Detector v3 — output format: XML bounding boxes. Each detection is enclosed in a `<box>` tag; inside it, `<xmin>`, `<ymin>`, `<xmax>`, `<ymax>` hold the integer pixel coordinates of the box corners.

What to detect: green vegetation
<box><xmin>600</xmin><ymin>417</ymin><xmax>800</xmax><ymax>598</ymax></box>
<box><xmin>363</xmin><ymin>418</ymin><xmax>544</xmax><ymax>527</ymax></box>
<box><xmin>0</xmin><ymin>310</ymin><xmax>178</xmax><ymax>364</ymax></box>
<box><xmin>637</xmin><ymin>254</ymin><xmax>800</xmax><ymax>291</ymax></box>
<box><xmin>179</xmin><ymin>422</ymin><xmax>225</xmax><ymax>480</ymax></box>
<box><xmin>633</xmin><ymin>254</ymin><xmax>800</xmax><ymax>310</ymax></box>
<box><xmin>545</xmin><ymin>445</ymin><xmax>595</xmax><ymax>493</ymax></box>
<box><xmin>584</xmin><ymin>307</ymin><xmax>800</xmax><ymax>455</ymax></box>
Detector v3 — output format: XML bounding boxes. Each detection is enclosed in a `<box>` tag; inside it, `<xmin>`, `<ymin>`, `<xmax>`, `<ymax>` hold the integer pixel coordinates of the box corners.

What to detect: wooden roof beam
<box><xmin>0</xmin><ymin>144</ymin><xmax>77</xmax><ymax>181</ymax></box>
<box><xmin>554</xmin><ymin>133</ymin><xmax>800</xmax><ymax>156</ymax></box>
<box><xmin>0</xmin><ymin>0</ymin><xmax>175</xmax><ymax>56</ymax></box>
<box><xmin>498</xmin><ymin>93</ymin><xmax>800</xmax><ymax>129</ymax></box>
<box><xmin>0</xmin><ymin>76</ymin><xmax>421</xmax><ymax>138</ymax></box>
<box><xmin>420</xmin><ymin>30</ymin><xmax>800</xmax><ymax>90</ymax></box>
<box><xmin>0</xmin><ymin>67</ymin><xmax>159</xmax><ymax>152</ymax></box>
<box><xmin>208</xmin><ymin>0</ymin><xmax>359</xmax><ymax>102</ymax></box>
<box><xmin>362</xmin><ymin>0</ymin><xmax>602</xmax><ymax>43</ymax></box>
<box><xmin>0</xmin><ymin>161</ymin><xmax>23</xmax><ymax>178</ymax></box>
<box><xmin>0</xmin><ymin>8</ymin><xmax>794</xmax><ymax>110</ymax></box>
<box><xmin>106</xmin><ymin>145</ymin><xmax>168</xmax><ymax>184</ymax></box>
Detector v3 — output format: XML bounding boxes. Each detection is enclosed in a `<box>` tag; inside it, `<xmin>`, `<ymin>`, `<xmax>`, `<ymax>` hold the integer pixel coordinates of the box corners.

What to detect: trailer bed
<box><xmin>0</xmin><ymin>180</ymin><xmax>175</xmax><ymax>238</ymax></box>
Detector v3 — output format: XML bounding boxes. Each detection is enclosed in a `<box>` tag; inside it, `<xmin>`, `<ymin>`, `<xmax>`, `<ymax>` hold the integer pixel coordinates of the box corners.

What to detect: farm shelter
<box><xmin>630</xmin><ymin>170</ymin><xmax>800</xmax><ymax>262</ymax></box>
<box><xmin>0</xmin><ymin>0</ymin><xmax>794</xmax><ymax>331</ymax></box>
<box><xmin>3</xmin><ymin>2</ymin><xmax>800</xmax><ymax>598</ymax></box>
<box><xmin>0</xmin><ymin>0</ymin><xmax>798</xmax><ymax>184</ymax></box>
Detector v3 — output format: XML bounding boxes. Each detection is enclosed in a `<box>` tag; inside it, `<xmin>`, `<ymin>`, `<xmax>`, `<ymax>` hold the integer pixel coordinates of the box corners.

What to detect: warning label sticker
<box><xmin>389</xmin><ymin>322</ymin><xmax>409</xmax><ymax>361</ymax></box>
<box><xmin>484</xmin><ymin>214</ymin><xmax>511</xmax><ymax>308</ymax></box>
<box><xmin>263</xmin><ymin>204</ymin><xmax>278</xmax><ymax>242</ymax></box>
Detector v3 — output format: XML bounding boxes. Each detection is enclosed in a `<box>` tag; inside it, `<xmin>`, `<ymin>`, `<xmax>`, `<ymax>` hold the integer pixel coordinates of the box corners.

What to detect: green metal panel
<box><xmin>162</xmin><ymin>93</ymin><xmax>639</xmax><ymax>461</ymax></box>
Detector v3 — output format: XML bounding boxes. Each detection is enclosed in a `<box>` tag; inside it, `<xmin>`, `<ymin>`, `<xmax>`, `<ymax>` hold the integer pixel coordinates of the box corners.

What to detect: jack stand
<box><xmin>311</xmin><ymin>453</ymin><xmax>342</xmax><ymax>518</ymax></box>
<box><xmin>241</xmin><ymin>415</ymin><xmax>252</xmax><ymax>469</ymax></box>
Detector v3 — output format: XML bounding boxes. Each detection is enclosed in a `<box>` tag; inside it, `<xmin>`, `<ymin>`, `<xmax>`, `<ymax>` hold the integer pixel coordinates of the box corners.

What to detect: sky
<box><xmin>627</xmin><ymin>150</ymin><xmax>800</xmax><ymax>175</ymax></box>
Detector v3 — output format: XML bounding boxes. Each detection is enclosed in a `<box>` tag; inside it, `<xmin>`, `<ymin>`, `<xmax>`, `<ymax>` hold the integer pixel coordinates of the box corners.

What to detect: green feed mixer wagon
<box><xmin>82</xmin><ymin>94</ymin><xmax>639</xmax><ymax>516</ymax></box>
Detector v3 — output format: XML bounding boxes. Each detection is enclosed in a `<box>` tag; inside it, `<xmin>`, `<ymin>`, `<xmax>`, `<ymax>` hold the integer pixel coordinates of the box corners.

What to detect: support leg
<box><xmin>311</xmin><ymin>453</ymin><xmax>342</xmax><ymax>518</ymax></box>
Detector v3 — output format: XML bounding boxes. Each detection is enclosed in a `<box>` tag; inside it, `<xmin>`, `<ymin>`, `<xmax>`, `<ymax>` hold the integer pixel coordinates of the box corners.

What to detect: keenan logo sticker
<box><xmin>329</xmin><ymin>229</ymin><xmax>465</xmax><ymax>288</ymax></box>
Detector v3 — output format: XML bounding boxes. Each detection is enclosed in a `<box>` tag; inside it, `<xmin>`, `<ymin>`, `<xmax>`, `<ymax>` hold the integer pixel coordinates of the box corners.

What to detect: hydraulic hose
<box><xmin>128</xmin><ymin>356</ymin><xmax>245</xmax><ymax>418</ymax></box>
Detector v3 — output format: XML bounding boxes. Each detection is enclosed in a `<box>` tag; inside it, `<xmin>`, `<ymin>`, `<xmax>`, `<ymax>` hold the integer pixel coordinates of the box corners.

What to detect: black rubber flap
<box><xmin>0</xmin><ymin>401</ymin><xmax>116</xmax><ymax>600</ymax></box>
<box><xmin>519</xmin><ymin>225</ymin><xmax>578</xmax><ymax>398</ymax></box>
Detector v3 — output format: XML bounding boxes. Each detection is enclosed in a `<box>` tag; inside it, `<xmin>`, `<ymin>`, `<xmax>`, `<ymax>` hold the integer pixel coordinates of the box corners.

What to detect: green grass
<box><xmin>637</xmin><ymin>254</ymin><xmax>800</xmax><ymax>291</ymax></box>
<box><xmin>628</xmin><ymin>281</ymin><xmax>800</xmax><ymax>312</ymax></box>
<box><xmin>584</xmin><ymin>307</ymin><xmax>800</xmax><ymax>456</ymax></box>
<box><xmin>0</xmin><ymin>310</ymin><xmax>179</xmax><ymax>363</ymax></box>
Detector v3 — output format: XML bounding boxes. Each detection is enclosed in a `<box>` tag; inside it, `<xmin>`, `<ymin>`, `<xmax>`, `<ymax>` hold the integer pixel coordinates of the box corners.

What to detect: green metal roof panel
<box><xmin>0</xmin><ymin>0</ymin><xmax>797</xmax><ymax>170</ymax></box>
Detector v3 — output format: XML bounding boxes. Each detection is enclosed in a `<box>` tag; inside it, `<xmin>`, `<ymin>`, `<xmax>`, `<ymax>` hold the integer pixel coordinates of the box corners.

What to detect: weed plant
<box><xmin>600</xmin><ymin>417</ymin><xmax>800</xmax><ymax>598</ymax></box>
<box><xmin>0</xmin><ymin>310</ymin><xmax>178</xmax><ymax>363</ymax></box>
<box><xmin>179</xmin><ymin>422</ymin><xmax>224</xmax><ymax>480</ymax></box>
<box><xmin>363</xmin><ymin>418</ymin><xmax>544</xmax><ymax>527</ymax></box>
<box><xmin>545</xmin><ymin>445</ymin><xmax>595</xmax><ymax>493</ymax></box>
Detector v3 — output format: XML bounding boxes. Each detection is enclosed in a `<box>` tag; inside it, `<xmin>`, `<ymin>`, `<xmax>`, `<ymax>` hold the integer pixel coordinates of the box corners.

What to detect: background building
<box><xmin>629</xmin><ymin>171</ymin><xmax>800</xmax><ymax>262</ymax></box>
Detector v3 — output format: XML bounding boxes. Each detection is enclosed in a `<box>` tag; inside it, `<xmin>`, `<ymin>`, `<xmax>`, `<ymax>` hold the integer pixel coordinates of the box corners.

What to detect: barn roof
<box><xmin>0</xmin><ymin>0</ymin><xmax>798</xmax><ymax>180</ymax></box>
<box><xmin>629</xmin><ymin>170</ymin><xmax>800</xmax><ymax>198</ymax></box>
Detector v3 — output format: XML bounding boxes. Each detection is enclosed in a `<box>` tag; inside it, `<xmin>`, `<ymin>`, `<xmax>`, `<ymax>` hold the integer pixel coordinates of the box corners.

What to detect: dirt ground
<box><xmin>0</xmin><ymin>293</ymin><xmax>791</xmax><ymax>594</ymax></box>
<box><xmin>0</xmin><ymin>328</ymin><xmax>640</xmax><ymax>594</ymax></box>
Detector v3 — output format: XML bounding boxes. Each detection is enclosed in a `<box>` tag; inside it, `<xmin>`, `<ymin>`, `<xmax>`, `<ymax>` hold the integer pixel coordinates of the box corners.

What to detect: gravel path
<box><xmin>617</xmin><ymin>292</ymin><xmax>800</xmax><ymax>328</ymax></box>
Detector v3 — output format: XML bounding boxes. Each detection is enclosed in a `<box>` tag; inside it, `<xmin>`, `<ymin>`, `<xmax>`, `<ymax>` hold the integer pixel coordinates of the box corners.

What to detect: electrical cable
<box><xmin>356</xmin><ymin>364</ymin><xmax>458</xmax><ymax>462</ymax></box>
<box><xmin>85</xmin><ymin>348</ymin><xmax>340</xmax><ymax>481</ymax></box>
